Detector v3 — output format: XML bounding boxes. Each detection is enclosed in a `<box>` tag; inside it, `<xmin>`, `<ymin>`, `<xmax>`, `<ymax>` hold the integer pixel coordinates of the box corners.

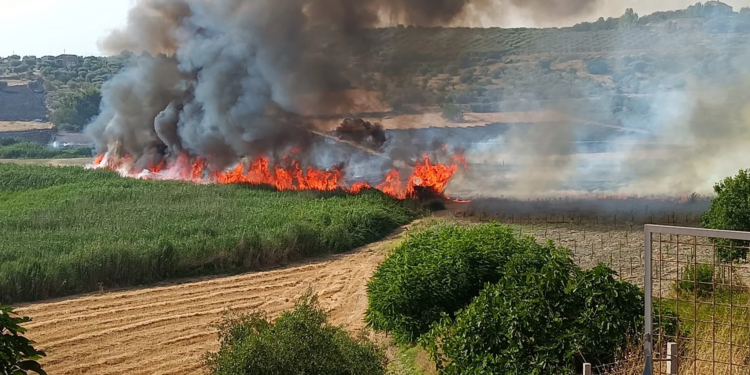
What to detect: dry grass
<box><xmin>0</xmin><ymin>121</ymin><xmax>54</xmax><ymax>132</ymax></box>
<box><xmin>0</xmin><ymin>158</ymin><xmax>92</xmax><ymax>166</ymax></box>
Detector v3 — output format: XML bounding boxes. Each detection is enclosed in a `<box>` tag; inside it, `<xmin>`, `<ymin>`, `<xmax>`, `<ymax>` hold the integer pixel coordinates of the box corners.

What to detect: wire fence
<box><xmin>472</xmin><ymin>215</ymin><xmax>750</xmax><ymax>375</ymax></box>
<box><xmin>645</xmin><ymin>225</ymin><xmax>750</xmax><ymax>375</ymax></box>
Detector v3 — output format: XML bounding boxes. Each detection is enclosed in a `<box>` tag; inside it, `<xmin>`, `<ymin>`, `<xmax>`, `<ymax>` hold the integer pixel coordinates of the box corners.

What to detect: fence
<box><xmin>479</xmin><ymin>216</ymin><xmax>750</xmax><ymax>375</ymax></box>
<box><xmin>644</xmin><ymin>225</ymin><xmax>750</xmax><ymax>375</ymax></box>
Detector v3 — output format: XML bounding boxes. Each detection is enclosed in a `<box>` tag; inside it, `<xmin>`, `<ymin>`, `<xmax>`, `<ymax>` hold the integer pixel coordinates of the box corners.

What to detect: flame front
<box><xmin>91</xmin><ymin>151</ymin><xmax>467</xmax><ymax>200</ymax></box>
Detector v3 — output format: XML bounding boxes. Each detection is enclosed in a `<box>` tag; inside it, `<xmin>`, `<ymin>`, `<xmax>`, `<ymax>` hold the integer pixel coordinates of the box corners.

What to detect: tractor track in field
<box><xmin>16</xmin><ymin>224</ymin><xmax>415</xmax><ymax>375</ymax></box>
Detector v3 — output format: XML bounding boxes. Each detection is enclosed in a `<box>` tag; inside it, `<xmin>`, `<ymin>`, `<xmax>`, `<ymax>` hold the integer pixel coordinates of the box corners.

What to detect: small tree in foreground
<box><xmin>204</xmin><ymin>290</ymin><xmax>385</xmax><ymax>375</ymax></box>
<box><xmin>0</xmin><ymin>304</ymin><xmax>46</xmax><ymax>375</ymax></box>
<box><xmin>701</xmin><ymin>169</ymin><xmax>750</xmax><ymax>262</ymax></box>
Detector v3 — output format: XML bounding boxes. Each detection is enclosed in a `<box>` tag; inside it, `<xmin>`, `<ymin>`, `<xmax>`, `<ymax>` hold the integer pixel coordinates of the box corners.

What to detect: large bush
<box><xmin>0</xmin><ymin>304</ymin><xmax>46</xmax><ymax>375</ymax></box>
<box><xmin>204</xmin><ymin>291</ymin><xmax>385</xmax><ymax>375</ymax></box>
<box><xmin>422</xmin><ymin>257</ymin><xmax>645</xmax><ymax>375</ymax></box>
<box><xmin>701</xmin><ymin>169</ymin><xmax>750</xmax><ymax>262</ymax></box>
<box><xmin>365</xmin><ymin>223</ymin><xmax>547</xmax><ymax>344</ymax></box>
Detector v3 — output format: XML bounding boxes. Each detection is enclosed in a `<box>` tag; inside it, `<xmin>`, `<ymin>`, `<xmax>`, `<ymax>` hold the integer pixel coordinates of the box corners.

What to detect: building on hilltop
<box><xmin>55</xmin><ymin>54</ymin><xmax>80</xmax><ymax>68</ymax></box>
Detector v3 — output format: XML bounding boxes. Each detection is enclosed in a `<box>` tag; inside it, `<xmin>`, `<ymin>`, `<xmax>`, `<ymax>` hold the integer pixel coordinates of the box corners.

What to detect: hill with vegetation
<box><xmin>1</xmin><ymin>1</ymin><xmax>748</xmax><ymax>132</ymax></box>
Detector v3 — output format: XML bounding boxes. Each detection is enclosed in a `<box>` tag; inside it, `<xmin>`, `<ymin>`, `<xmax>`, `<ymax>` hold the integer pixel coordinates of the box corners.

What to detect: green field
<box><xmin>0</xmin><ymin>138</ymin><xmax>91</xmax><ymax>159</ymax></box>
<box><xmin>0</xmin><ymin>164</ymin><xmax>415</xmax><ymax>303</ymax></box>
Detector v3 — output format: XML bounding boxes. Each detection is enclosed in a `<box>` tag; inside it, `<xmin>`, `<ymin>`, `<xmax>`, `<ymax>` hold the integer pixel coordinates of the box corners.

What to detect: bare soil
<box><xmin>0</xmin><ymin>121</ymin><xmax>54</xmax><ymax>132</ymax></box>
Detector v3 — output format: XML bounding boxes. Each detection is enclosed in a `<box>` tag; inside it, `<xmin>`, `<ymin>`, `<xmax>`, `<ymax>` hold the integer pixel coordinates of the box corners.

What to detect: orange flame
<box><xmin>92</xmin><ymin>151</ymin><xmax>467</xmax><ymax>200</ymax></box>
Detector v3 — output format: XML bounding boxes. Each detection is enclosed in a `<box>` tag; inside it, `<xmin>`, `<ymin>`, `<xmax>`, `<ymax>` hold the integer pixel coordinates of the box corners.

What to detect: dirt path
<box><xmin>17</xmin><ymin>226</ymin><xmax>413</xmax><ymax>375</ymax></box>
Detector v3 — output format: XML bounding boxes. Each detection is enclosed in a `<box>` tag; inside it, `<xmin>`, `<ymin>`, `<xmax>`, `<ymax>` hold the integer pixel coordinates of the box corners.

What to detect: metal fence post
<box><xmin>643</xmin><ymin>227</ymin><xmax>653</xmax><ymax>375</ymax></box>
<box><xmin>666</xmin><ymin>342</ymin><xmax>678</xmax><ymax>375</ymax></box>
<box><xmin>582</xmin><ymin>363</ymin><xmax>591</xmax><ymax>375</ymax></box>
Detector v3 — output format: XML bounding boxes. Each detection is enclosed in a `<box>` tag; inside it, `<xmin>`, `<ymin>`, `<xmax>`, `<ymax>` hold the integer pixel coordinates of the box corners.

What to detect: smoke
<box><xmin>88</xmin><ymin>0</ymin><xmax>603</xmax><ymax>174</ymax></box>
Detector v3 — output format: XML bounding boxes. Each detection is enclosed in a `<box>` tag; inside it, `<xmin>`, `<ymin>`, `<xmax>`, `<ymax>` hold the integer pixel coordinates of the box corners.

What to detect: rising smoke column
<box><xmin>87</xmin><ymin>0</ymin><xmax>604</xmax><ymax>172</ymax></box>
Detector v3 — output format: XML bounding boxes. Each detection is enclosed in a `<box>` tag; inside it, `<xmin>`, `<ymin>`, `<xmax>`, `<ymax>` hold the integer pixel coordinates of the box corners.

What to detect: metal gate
<box><xmin>643</xmin><ymin>225</ymin><xmax>750</xmax><ymax>375</ymax></box>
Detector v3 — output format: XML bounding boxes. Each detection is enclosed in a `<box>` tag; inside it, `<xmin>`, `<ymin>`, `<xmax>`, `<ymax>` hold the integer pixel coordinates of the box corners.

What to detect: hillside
<box><xmin>1</xmin><ymin>2</ymin><xmax>749</xmax><ymax>131</ymax></box>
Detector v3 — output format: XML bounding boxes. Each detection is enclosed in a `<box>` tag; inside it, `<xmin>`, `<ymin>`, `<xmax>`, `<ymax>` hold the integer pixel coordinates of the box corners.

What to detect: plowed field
<box><xmin>17</xmin><ymin>225</ymin><xmax>413</xmax><ymax>375</ymax></box>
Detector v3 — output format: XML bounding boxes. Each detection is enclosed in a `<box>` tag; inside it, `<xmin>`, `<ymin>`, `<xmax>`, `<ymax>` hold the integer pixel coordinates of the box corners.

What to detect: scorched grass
<box><xmin>0</xmin><ymin>164</ymin><xmax>415</xmax><ymax>303</ymax></box>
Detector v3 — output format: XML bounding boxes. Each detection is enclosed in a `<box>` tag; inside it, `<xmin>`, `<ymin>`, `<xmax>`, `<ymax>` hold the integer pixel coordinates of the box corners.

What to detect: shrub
<box><xmin>204</xmin><ymin>290</ymin><xmax>385</xmax><ymax>375</ymax></box>
<box><xmin>0</xmin><ymin>304</ymin><xmax>46</xmax><ymax>375</ymax></box>
<box><xmin>701</xmin><ymin>169</ymin><xmax>750</xmax><ymax>262</ymax></box>
<box><xmin>678</xmin><ymin>263</ymin><xmax>725</xmax><ymax>297</ymax></box>
<box><xmin>441</xmin><ymin>104</ymin><xmax>464</xmax><ymax>122</ymax></box>
<box><xmin>365</xmin><ymin>223</ymin><xmax>545</xmax><ymax>344</ymax></box>
<box><xmin>422</xmin><ymin>260</ymin><xmax>645</xmax><ymax>375</ymax></box>
<box><xmin>587</xmin><ymin>57</ymin><xmax>609</xmax><ymax>75</ymax></box>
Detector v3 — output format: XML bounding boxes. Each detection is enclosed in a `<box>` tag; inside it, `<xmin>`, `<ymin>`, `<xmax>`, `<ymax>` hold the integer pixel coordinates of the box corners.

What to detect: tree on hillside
<box><xmin>51</xmin><ymin>88</ymin><xmax>102</xmax><ymax>132</ymax></box>
<box><xmin>619</xmin><ymin>8</ymin><xmax>639</xmax><ymax>28</ymax></box>
<box><xmin>442</xmin><ymin>104</ymin><xmax>464</xmax><ymax>122</ymax></box>
<box><xmin>0</xmin><ymin>304</ymin><xmax>47</xmax><ymax>375</ymax></box>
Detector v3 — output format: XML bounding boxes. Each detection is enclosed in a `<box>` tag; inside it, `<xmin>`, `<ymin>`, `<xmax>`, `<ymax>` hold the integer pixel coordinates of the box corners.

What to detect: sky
<box><xmin>1</xmin><ymin>0</ymin><xmax>750</xmax><ymax>57</ymax></box>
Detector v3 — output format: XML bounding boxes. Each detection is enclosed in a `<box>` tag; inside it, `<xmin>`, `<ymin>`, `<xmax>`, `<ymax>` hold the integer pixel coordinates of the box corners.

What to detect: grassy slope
<box><xmin>0</xmin><ymin>164</ymin><xmax>415</xmax><ymax>303</ymax></box>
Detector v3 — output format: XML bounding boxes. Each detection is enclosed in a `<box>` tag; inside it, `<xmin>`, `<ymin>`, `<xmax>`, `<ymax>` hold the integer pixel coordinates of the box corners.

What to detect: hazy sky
<box><xmin>2</xmin><ymin>0</ymin><xmax>750</xmax><ymax>57</ymax></box>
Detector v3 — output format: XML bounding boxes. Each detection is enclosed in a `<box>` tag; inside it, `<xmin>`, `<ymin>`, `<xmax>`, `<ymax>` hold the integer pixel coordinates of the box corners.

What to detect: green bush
<box><xmin>365</xmin><ymin>223</ymin><xmax>545</xmax><ymax>344</ymax></box>
<box><xmin>422</xmin><ymin>259</ymin><xmax>645</xmax><ymax>375</ymax></box>
<box><xmin>0</xmin><ymin>304</ymin><xmax>46</xmax><ymax>375</ymax></box>
<box><xmin>441</xmin><ymin>104</ymin><xmax>464</xmax><ymax>122</ymax></box>
<box><xmin>204</xmin><ymin>290</ymin><xmax>385</xmax><ymax>375</ymax></box>
<box><xmin>586</xmin><ymin>58</ymin><xmax>609</xmax><ymax>75</ymax></box>
<box><xmin>701</xmin><ymin>169</ymin><xmax>750</xmax><ymax>262</ymax></box>
<box><xmin>0</xmin><ymin>164</ymin><xmax>414</xmax><ymax>303</ymax></box>
<box><xmin>677</xmin><ymin>263</ymin><xmax>725</xmax><ymax>297</ymax></box>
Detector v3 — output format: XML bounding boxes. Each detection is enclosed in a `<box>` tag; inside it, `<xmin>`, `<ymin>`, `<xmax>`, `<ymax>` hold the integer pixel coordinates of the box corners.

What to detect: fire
<box><xmin>91</xmin><ymin>151</ymin><xmax>467</xmax><ymax>200</ymax></box>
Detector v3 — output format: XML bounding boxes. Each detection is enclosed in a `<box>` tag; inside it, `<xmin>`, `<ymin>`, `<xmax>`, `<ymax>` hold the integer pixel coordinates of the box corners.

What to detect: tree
<box><xmin>50</xmin><ymin>88</ymin><xmax>102</xmax><ymax>132</ymax></box>
<box><xmin>701</xmin><ymin>169</ymin><xmax>750</xmax><ymax>262</ymax></box>
<box><xmin>619</xmin><ymin>8</ymin><xmax>639</xmax><ymax>28</ymax></box>
<box><xmin>442</xmin><ymin>104</ymin><xmax>464</xmax><ymax>122</ymax></box>
<box><xmin>587</xmin><ymin>57</ymin><xmax>609</xmax><ymax>75</ymax></box>
<box><xmin>0</xmin><ymin>304</ymin><xmax>46</xmax><ymax>375</ymax></box>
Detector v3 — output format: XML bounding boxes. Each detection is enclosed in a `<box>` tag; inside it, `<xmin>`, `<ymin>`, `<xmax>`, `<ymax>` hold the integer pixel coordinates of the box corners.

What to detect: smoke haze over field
<box><xmin>87</xmin><ymin>0</ymin><xmax>604</xmax><ymax>171</ymax></box>
<box><xmin>85</xmin><ymin>0</ymin><xmax>750</xmax><ymax>199</ymax></box>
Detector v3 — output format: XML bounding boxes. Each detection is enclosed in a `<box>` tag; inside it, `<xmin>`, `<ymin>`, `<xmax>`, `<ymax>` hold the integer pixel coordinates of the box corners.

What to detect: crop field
<box><xmin>3</xmin><ymin>214</ymin><xmax>690</xmax><ymax>375</ymax></box>
<box><xmin>16</xmin><ymin>220</ymin><xmax>421</xmax><ymax>375</ymax></box>
<box><xmin>0</xmin><ymin>164</ymin><xmax>414</xmax><ymax>303</ymax></box>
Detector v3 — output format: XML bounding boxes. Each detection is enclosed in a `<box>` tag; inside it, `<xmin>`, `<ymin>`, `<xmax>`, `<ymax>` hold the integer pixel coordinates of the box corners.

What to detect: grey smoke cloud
<box><xmin>88</xmin><ymin>0</ymin><xmax>603</xmax><ymax>172</ymax></box>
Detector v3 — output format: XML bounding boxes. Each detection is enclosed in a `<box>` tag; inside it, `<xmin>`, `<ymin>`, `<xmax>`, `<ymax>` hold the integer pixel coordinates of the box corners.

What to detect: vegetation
<box><xmin>365</xmin><ymin>223</ymin><xmax>544</xmax><ymax>344</ymax></box>
<box><xmin>204</xmin><ymin>290</ymin><xmax>385</xmax><ymax>375</ymax></box>
<box><xmin>440</xmin><ymin>104</ymin><xmax>463</xmax><ymax>122</ymax></box>
<box><xmin>678</xmin><ymin>263</ymin><xmax>726</xmax><ymax>297</ymax></box>
<box><xmin>0</xmin><ymin>164</ymin><xmax>415</xmax><ymax>303</ymax></box>
<box><xmin>422</xmin><ymin>258</ymin><xmax>645</xmax><ymax>375</ymax></box>
<box><xmin>0</xmin><ymin>138</ymin><xmax>91</xmax><ymax>159</ymax></box>
<box><xmin>49</xmin><ymin>89</ymin><xmax>101</xmax><ymax>131</ymax></box>
<box><xmin>701</xmin><ymin>169</ymin><xmax>750</xmax><ymax>262</ymax></box>
<box><xmin>0</xmin><ymin>304</ymin><xmax>46</xmax><ymax>375</ymax></box>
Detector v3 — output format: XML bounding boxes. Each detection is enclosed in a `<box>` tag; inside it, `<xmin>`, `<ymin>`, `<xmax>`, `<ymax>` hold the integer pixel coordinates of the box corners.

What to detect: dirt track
<box><xmin>17</xmin><ymin>226</ymin><xmax>412</xmax><ymax>375</ymax></box>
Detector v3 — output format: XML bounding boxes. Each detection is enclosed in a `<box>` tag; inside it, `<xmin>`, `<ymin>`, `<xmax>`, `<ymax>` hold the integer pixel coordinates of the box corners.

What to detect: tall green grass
<box><xmin>0</xmin><ymin>164</ymin><xmax>415</xmax><ymax>303</ymax></box>
<box><xmin>0</xmin><ymin>138</ymin><xmax>92</xmax><ymax>159</ymax></box>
